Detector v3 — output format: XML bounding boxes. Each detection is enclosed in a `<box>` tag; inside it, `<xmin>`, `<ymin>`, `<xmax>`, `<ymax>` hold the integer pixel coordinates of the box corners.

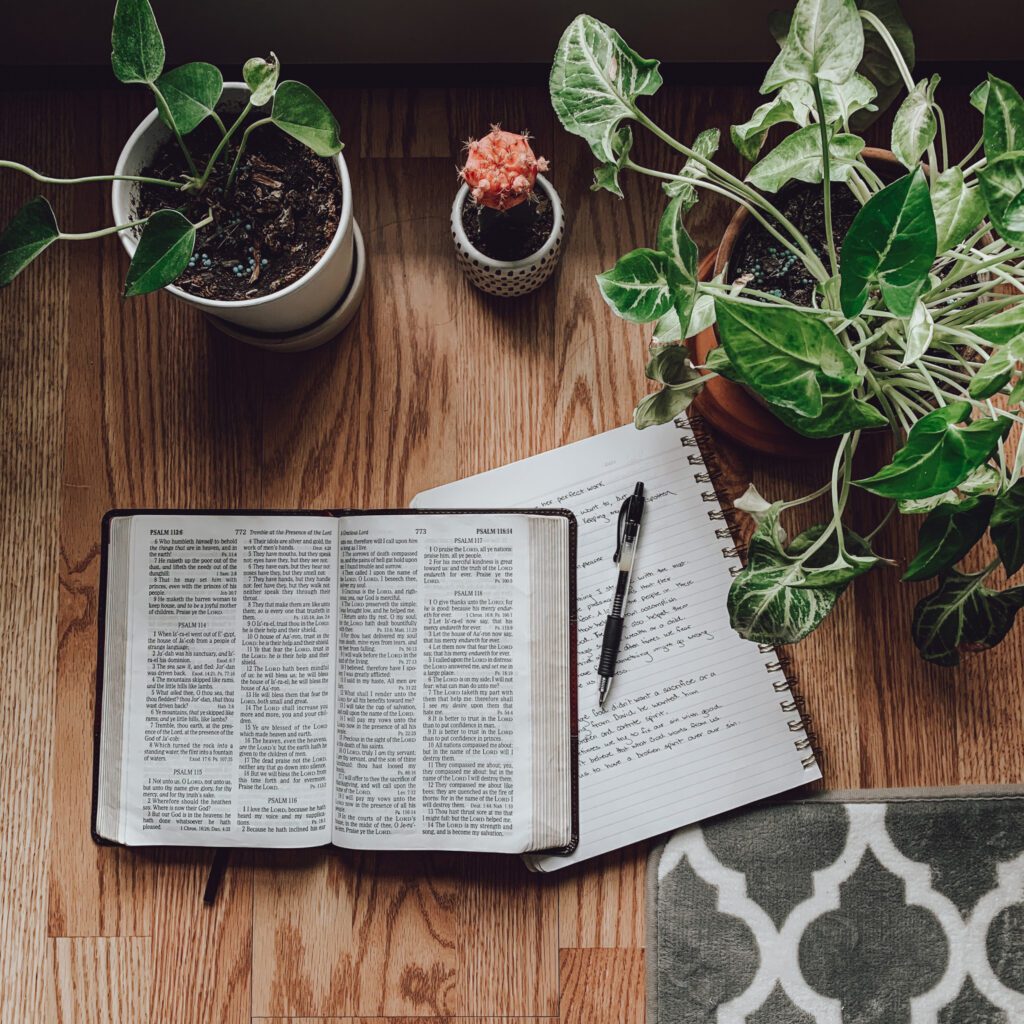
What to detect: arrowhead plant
<box><xmin>550</xmin><ymin>2</ymin><xmax>1024</xmax><ymax>665</ymax></box>
<box><xmin>0</xmin><ymin>0</ymin><xmax>343</xmax><ymax>296</ymax></box>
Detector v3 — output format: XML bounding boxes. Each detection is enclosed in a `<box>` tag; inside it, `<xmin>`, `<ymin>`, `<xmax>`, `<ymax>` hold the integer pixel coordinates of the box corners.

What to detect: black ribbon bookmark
<box><xmin>203</xmin><ymin>849</ymin><xmax>229</xmax><ymax>904</ymax></box>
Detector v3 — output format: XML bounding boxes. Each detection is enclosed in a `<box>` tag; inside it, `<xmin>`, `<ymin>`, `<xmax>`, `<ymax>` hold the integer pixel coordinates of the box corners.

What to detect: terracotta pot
<box><xmin>688</xmin><ymin>148</ymin><xmax>904</xmax><ymax>458</ymax></box>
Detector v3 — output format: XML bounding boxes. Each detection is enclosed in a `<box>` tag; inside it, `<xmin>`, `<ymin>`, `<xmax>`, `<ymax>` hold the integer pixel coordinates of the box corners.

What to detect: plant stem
<box><xmin>863</xmin><ymin>366</ymin><xmax>908</xmax><ymax>437</ymax></box>
<box><xmin>0</xmin><ymin>159</ymin><xmax>186</xmax><ymax>190</ymax></box>
<box><xmin>225</xmin><ymin>117</ymin><xmax>273</xmax><ymax>188</ymax></box>
<box><xmin>780</xmin><ymin>482</ymin><xmax>833</xmax><ymax>510</ymax></box>
<box><xmin>59</xmin><ymin>218</ymin><xmax>150</xmax><ymax>241</ymax></box>
<box><xmin>627</xmin><ymin>161</ymin><xmax>828</xmax><ymax>282</ymax></box>
<box><xmin>197</xmin><ymin>102</ymin><xmax>253</xmax><ymax>188</ymax></box>
<box><xmin>699</xmin><ymin>279</ymin><xmax>836</xmax><ymax>315</ymax></box>
<box><xmin>211</xmin><ymin>111</ymin><xmax>227</xmax><ymax>137</ymax></box>
<box><xmin>846</xmin><ymin>172</ymin><xmax>871</xmax><ymax>205</ymax></box>
<box><xmin>58</xmin><ymin>209</ymin><xmax>213</xmax><ymax>242</ymax></box>
<box><xmin>812</xmin><ymin>83</ymin><xmax>839</xmax><ymax>280</ymax></box>
<box><xmin>860</xmin><ymin>11</ymin><xmax>916</xmax><ymax>92</ymax></box>
<box><xmin>149</xmin><ymin>84</ymin><xmax>199</xmax><ymax>178</ymax></box>
<box><xmin>1012</xmin><ymin>431</ymin><xmax>1024</xmax><ymax>484</ymax></box>
<box><xmin>957</xmin><ymin>136</ymin><xmax>984</xmax><ymax>169</ymax></box>
<box><xmin>794</xmin><ymin>435</ymin><xmax>855</xmax><ymax>564</ymax></box>
<box><xmin>865</xmin><ymin>505</ymin><xmax>895</xmax><ymax>542</ymax></box>
<box><xmin>934</xmin><ymin>248</ymin><xmax>1024</xmax><ymax>291</ymax></box>
<box><xmin>934</xmin><ymin>103</ymin><xmax>950</xmax><ymax>172</ymax></box>
<box><xmin>851</xmin><ymin>160</ymin><xmax>886</xmax><ymax>192</ymax></box>
<box><xmin>632</xmin><ymin>109</ymin><xmax>829</xmax><ymax>279</ymax></box>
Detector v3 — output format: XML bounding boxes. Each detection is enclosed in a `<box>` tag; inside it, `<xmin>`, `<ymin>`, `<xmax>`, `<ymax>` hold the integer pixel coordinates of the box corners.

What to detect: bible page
<box><xmin>413</xmin><ymin>422</ymin><xmax>821</xmax><ymax>871</ymax></box>
<box><xmin>116</xmin><ymin>514</ymin><xmax>337</xmax><ymax>847</ymax></box>
<box><xmin>332</xmin><ymin>513</ymin><xmax>535</xmax><ymax>852</ymax></box>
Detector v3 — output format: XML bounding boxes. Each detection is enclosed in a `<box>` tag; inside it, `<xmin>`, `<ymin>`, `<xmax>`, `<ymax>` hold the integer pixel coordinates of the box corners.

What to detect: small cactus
<box><xmin>460</xmin><ymin>126</ymin><xmax>550</xmax><ymax>211</ymax></box>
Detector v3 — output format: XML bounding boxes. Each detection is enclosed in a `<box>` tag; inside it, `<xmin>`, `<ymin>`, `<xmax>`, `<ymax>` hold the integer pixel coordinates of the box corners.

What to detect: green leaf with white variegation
<box><xmin>633</xmin><ymin>345</ymin><xmax>703</xmax><ymax>428</ymax></box>
<box><xmin>822</xmin><ymin>73</ymin><xmax>878</xmax><ymax>124</ymax></box>
<box><xmin>983</xmin><ymin>74</ymin><xmax>1024</xmax><ymax>159</ymax></box>
<box><xmin>898</xmin><ymin>466</ymin><xmax>999</xmax><ymax>515</ymax></box>
<box><xmin>731</xmin><ymin>97</ymin><xmax>800</xmax><ymax>162</ymax></box>
<box><xmin>657</xmin><ymin>195</ymin><xmax>699</xmax><ymax>335</ymax></box>
<box><xmin>762</xmin><ymin>0</ymin><xmax>864</xmax><ymax>92</ymax></box>
<box><xmin>652</xmin><ymin>307</ymin><xmax>681</xmax><ymax>343</ymax></box>
<box><xmin>767</xmin><ymin>386</ymin><xmax>888</xmax><ymax>438</ymax></box>
<box><xmin>978</xmin><ymin>152</ymin><xmax>1024</xmax><ymax>246</ymax></box>
<box><xmin>712</xmin><ymin>298</ymin><xmax>887</xmax><ymax>437</ymax></box>
<box><xmin>111</xmin><ymin>0</ymin><xmax>164</xmax><ymax>84</ymax></box>
<box><xmin>912</xmin><ymin>569</ymin><xmax>1024</xmax><ymax>665</ymax></box>
<box><xmin>645</xmin><ymin>344</ymin><xmax>698</xmax><ymax>388</ymax></box>
<box><xmin>770</xmin><ymin>0</ymin><xmax>913</xmax><ymax>120</ymax></box>
<box><xmin>686</xmin><ymin>292</ymin><xmax>717</xmax><ymax>336</ymax></box>
<box><xmin>747</xmin><ymin>125</ymin><xmax>864</xmax><ymax>192</ymax></box>
<box><xmin>734</xmin><ymin>483</ymin><xmax>777</xmax><ymax>528</ymax></box>
<box><xmin>634</xmin><ymin>386</ymin><xmax>698</xmax><ymax>428</ymax></box>
<box><xmin>839</xmin><ymin>168</ymin><xmax>937</xmax><ymax>317</ymax></box>
<box><xmin>787</xmin><ymin>523</ymin><xmax>882</xmax><ymax>589</ymax></box>
<box><xmin>592</xmin><ymin>126</ymin><xmax>633</xmax><ymax>198</ymax></box>
<box><xmin>704</xmin><ymin>344</ymin><xmax>739</xmax><ymax>380</ymax></box>
<box><xmin>891</xmin><ymin>77</ymin><xmax>937</xmax><ymax>169</ymax></box>
<box><xmin>968</xmin><ymin>346</ymin><xmax>1015</xmax><ymax>399</ymax></box>
<box><xmin>854</xmin><ymin>401</ymin><xmax>1010</xmax><ymax>499</ymax></box>
<box><xmin>902</xmin><ymin>299</ymin><xmax>934</xmax><ymax>365</ymax></box>
<box><xmin>663</xmin><ymin>128</ymin><xmax>720</xmax><ymax>209</ymax></box>
<box><xmin>154</xmin><ymin>62</ymin><xmax>223</xmax><ymax>135</ymax></box>
<box><xmin>123</xmin><ymin>209</ymin><xmax>196</xmax><ymax>297</ymax></box>
<box><xmin>971</xmin><ymin>81</ymin><xmax>989</xmax><ymax>114</ymax></box>
<box><xmin>596</xmin><ymin>248</ymin><xmax>671</xmax><ymax>323</ymax></box>
<box><xmin>713</xmin><ymin>296</ymin><xmax>860</xmax><ymax>417</ymax></box>
<box><xmin>550</xmin><ymin>15</ymin><xmax>663</xmax><ymax>164</ymax></box>
<box><xmin>902</xmin><ymin>495</ymin><xmax>994</xmax><ymax>581</ymax></box>
<box><xmin>855</xmin><ymin>0</ymin><xmax>915</xmax><ymax>119</ymax></box>
<box><xmin>899</xmin><ymin>491</ymin><xmax>958</xmax><ymax>515</ymax></box>
<box><xmin>651</xmin><ymin>291</ymin><xmax>716</xmax><ymax>343</ymax></box>
<box><xmin>991</xmin><ymin>479</ymin><xmax>1024</xmax><ymax>575</ymax></box>
<box><xmin>930</xmin><ymin>167</ymin><xmax>985</xmax><ymax>252</ymax></box>
<box><xmin>971</xmin><ymin>304</ymin><xmax>1024</xmax><ymax>346</ymax></box>
<box><xmin>727</xmin><ymin>509</ymin><xmax>857</xmax><ymax>644</ymax></box>
<box><xmin>0</xmin><ymin>196</ymin><xmax>60</xmax><ymax>287</ymax></box>
<box><xmin>960</xmin><ymin>465</ymin><xmax>1001</xmax><ymax>496</ymax></box>
<box><xmin>784</xmin><ymin>74</ymin><xmax>878</xmax><ymax>127</ymax></box>
<box><xmin>243</xmin><ymin>53</ymin><xmax>280</xmax><ymax>107</ymax></box>
<box><xmin>271</xmin><ymin>81</ymin><xmax>343</xmax><ymax>156</ymax></box>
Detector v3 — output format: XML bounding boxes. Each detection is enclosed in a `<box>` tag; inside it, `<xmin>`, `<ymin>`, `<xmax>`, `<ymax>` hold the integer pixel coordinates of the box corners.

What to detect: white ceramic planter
<box><xmin>451</xmin><ymin>174</ymin><xmax>564</xmax><ymax>297</ymax></box>
<box><xmin>112</xmin><ymin>82</ymin><xmax>354</xmax><ymax>334</ymax></box>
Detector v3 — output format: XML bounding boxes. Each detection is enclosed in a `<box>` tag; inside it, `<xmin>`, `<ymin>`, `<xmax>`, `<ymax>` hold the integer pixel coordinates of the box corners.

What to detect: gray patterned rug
<box><xmin>647</xmin><ymin>788</ymin><xmax>1024</xmax><ymax>1024</ymax></box>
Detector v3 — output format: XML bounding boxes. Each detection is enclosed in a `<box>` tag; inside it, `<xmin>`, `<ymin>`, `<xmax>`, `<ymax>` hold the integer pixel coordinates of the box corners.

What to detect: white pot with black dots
<box><xmin>451</xmin><ymin>127</ymin><xmax>565</xmax><ymax>298</ymax></box>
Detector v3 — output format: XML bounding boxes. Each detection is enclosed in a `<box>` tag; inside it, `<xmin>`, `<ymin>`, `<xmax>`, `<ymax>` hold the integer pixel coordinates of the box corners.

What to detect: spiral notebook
<box><xmin>413</xmin><ymin>416</ymin><xmax>821</xmax><ymax>871</ymax></box>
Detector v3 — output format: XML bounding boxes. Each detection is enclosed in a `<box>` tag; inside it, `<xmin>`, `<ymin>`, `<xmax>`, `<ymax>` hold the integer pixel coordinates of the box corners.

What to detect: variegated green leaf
<box><xmin>550</xmin><ymin>15</ymin><xmax>662</xmax><ymax>164</ymax></box>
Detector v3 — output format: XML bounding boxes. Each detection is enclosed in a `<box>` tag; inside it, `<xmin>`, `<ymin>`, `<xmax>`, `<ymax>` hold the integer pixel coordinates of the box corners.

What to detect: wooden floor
<box><xmin>2</xmin><ymin>73</ymin><xmax>1022</xmax><ymax>1023</ymax></box>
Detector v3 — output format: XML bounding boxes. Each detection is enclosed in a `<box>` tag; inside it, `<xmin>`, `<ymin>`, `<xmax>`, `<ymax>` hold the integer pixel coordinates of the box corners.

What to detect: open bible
<box><xmin>93</xmin><ymin>509</ymin><xmax>577</xmax><ymax>856</ymax></box>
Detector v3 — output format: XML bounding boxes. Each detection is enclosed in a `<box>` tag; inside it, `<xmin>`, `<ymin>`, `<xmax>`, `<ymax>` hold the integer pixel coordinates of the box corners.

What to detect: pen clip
<box><xmin>613</xmin><ymin>496</ymin><xmax>630</xmax><ymax>563</ymax></box>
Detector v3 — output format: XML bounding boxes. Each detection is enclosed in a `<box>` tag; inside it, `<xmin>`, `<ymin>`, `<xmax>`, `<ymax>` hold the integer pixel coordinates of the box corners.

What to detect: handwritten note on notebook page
<box><xmin>413</xmin><ymin>420</ymin><xmax>821</xmax><ymax>871</ymax></box>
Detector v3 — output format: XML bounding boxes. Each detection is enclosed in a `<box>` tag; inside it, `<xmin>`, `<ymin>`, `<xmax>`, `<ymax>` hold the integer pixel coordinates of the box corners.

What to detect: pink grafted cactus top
<box><xmin>460</xmin><ymin>126</ymin><xmax>550</xmax><ymax>211</ymax></box>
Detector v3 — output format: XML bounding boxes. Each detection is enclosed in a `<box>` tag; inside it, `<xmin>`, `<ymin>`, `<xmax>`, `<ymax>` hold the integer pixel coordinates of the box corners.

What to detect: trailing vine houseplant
<box><xmin>0</xmin><ymin>0</ymin><xmax>343</xmax><ymax>303</ymax></box>
<box><xmin>550</xmin><ymin>2</ymin><xmax>1024</xmax><ymax>665</ymax></box>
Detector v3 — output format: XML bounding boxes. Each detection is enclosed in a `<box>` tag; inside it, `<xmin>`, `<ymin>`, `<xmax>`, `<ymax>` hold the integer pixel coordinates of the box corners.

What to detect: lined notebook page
<box><xmin>413</xmin><ymin>421</ymin><xmax>821</xmax><ymax>871</ymax></box>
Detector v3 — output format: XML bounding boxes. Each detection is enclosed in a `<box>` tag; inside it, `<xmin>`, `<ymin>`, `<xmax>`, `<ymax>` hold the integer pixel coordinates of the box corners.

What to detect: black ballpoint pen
<box><xmin>597</xmin><ymin>481</ymin><xmax>645</xmax><ymax>709</ymax></box>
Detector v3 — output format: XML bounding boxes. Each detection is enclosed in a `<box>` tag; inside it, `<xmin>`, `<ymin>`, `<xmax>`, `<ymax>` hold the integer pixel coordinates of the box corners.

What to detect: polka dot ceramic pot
<box><xmin>451</xmin><ymin>174</ymin><xmax>564</xmax><ymax>297</ymax></box>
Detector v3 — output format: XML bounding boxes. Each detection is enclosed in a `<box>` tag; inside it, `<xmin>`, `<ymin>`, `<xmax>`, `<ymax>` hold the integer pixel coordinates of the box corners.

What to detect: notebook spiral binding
<box><xmin>676</xmin><ymin>413</ymin><xmax>822</xmax><ymax>773</ymax></box>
